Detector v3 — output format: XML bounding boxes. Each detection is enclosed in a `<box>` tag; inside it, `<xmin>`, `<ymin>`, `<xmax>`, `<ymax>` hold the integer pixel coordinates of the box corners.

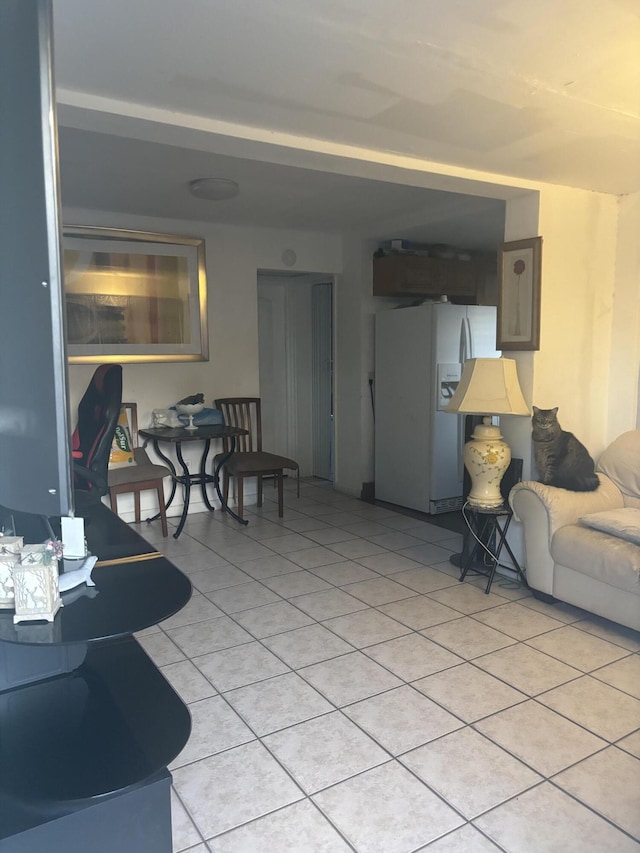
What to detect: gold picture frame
<box><xmin>63</xmin><ymin>226</ymin><xmax>208</xmax><ymax>363</ymax></box>
<box><xmin>497</xmin><ymin>236</ymin><xmax>542</xmax><ymax>351</ymax></box>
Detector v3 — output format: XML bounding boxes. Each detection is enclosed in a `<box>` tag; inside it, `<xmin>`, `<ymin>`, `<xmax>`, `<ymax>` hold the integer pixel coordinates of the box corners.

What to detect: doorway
<box><xmin>257</xmin><ymin>271</ymin><xmax>334</xmax><ymax>482</ymax></box>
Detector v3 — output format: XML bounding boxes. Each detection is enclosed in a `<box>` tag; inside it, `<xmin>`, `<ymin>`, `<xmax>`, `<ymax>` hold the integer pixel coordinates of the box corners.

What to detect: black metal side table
<box><xmin>138</xmin><ymin>424</ymin><xmax>249</xmax><ymax>538</ymax></box>
<box><xmin>459</xmin><ymin>501</ymin><xmax>527</xmax><ymax>594</ymax></box>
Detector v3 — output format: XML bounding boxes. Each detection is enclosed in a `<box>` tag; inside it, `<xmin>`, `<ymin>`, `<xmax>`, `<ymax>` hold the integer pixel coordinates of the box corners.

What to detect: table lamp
<box><xmin>444</xmin><ymin>357</ymin><xmax>529</xmax><ymax>508</ymax></box>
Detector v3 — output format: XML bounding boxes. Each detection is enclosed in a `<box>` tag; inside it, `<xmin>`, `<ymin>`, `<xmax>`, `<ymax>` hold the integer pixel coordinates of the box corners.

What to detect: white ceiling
<box><xmin>51</xmin><ymin>0</ymin><xmax>639</xmax><ymax>248</ymax></box>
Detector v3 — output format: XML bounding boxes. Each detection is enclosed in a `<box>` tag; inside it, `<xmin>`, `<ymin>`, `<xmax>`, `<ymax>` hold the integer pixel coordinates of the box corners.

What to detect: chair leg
<box><xmin>257</xmin><ymin>476</ymin><xmax>263</xmax><ymax>508</ymax></box>
<box><xmin>134</xmin><ymin>490</ymin><xmax>141</xmax><ymax>524</ymax></box>
<box><xmin>109</xmin><ymin>489</ymin><xmax>118</xmax><ymax>515</ymax></box>
<box><xmin>277</xmin><ymin>472</ymin><xmax>284</xmax><ymax>517</ymax></box>
<box><xmin>222</xmin><ymin>469</ymin><xmax>229</xmax><ymax>504</ymax></box>
<box><xmin>237</xmin><ymin>475</ymin><xmax>244</xmax><ymax>520</ymax></box>
<box><xmin>156</xmin><ymin>483</ymin><xmax>168</xmax><ymax>537</ymax></box>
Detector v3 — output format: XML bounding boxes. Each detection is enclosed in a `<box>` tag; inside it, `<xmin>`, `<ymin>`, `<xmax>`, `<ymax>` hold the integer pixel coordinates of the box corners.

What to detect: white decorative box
<box><xmin>13</xmin><ymin>543</ymin><xmax>63</xmax><ymax>624</ymax></box>
<box><xmin>19</xmin><ymin>544</ymin><xmax>52</xmax><ymax>566</ymax></box>
<box><xmin>0</xmin><ymin>555</ymin><xmax>18</xmax><ymax>608</ymax></box>
<box><xmin>0</xmin><ymin>535</ymin><xmax>24</xmax><ymax>556</ymax></box>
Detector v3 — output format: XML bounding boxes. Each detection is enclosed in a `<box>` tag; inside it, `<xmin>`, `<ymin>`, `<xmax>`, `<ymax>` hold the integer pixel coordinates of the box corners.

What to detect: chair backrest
<box><xmin>73</xmin><ymin>364</ymin><xmax>123</xmax><ymax>494</ymax></box>
<box><xmin>215</xmin><ymin>398</ymin><xmax>262</xmax><ymax>452</ymax></box>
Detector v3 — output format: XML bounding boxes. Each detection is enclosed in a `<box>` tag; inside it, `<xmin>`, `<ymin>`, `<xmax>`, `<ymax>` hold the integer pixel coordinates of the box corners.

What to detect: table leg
<box><xmin>212</xmin><ymin>437</ymin><xmax>249</xmax><ymax>526</ymax></box>
<box><xmin>198</xmin><ymin>439</ymin><xmax>215</xmax><ymax>512</ymax></box>
<box><xmin>499</xmin><ymin>527</ymin><xmax>528</xmax><ymax>589</ymax></box>
<box><xmin>144</xmin><ymin>440</ymin><xmax>178</xmax><ymax>522</ymax></box>
<box><xmin>459</xmin><ymin>513</ymin><xmax>491</xmax><ymax>583</ymax></box>
<box><xmin>174</xmin><ymin>443</ymin><xmax>191</xmax><ymax>539</ymax></box>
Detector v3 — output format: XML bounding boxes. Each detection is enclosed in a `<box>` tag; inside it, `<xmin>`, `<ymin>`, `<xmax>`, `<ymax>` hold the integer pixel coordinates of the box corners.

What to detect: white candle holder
<box><xmin>0</xmin><ymin>536</ymin><xmax>23</xmax><ymax>608</ymax></box>
<box><xmin>0</xmin><ymin>557</ymin><xmax>18</xmax><ymax>608</ymax></box>
<box><xmin>13</xmin><ymin>543</ymin><xmax>63</xmax><ymax>624</ymax></box>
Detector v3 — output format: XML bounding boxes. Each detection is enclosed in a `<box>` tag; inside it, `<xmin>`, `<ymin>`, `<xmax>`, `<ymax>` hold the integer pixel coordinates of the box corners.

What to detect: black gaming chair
<box><xmin>72</xmin><ymin>364</ymin><xmax>123</xmax><ymax>502</ymax></box>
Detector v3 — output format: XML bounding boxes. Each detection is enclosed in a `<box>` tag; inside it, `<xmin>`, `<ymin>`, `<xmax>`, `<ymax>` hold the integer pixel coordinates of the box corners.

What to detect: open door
<box><xmin>257</xmin><ymin>271</ymin><xmax>334</xmax><ymax>481</ymax></box>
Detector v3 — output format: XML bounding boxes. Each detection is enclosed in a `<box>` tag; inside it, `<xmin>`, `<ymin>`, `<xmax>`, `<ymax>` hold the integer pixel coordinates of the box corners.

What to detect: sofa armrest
<box><xmin>508</xmin><ymin>474</ymin><xmax>624</xmax><ymax>595</ymax></box>
<box><xmin>510</xmin><ymin>475</ymin><xmax>623</xmax><ymax>536</ymax></box>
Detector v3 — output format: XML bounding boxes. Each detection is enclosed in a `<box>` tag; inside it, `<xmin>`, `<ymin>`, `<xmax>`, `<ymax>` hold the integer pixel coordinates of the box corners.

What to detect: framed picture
<box><xmin>63</xmin><ymin>226</ymin><xmax>208</xmax><ymax>363</ymax></box>
<box><xmin>497</xmin><ymin>236</ymin><xmax>542</xmax><ymax>351</ymax></box>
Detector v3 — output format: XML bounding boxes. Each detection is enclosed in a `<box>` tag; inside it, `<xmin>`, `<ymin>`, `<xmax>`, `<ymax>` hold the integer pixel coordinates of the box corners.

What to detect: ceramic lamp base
<box><xmin>463</xmin><ymin>420</ymin><xmax>510</xmax><ymax>509</ymax></box>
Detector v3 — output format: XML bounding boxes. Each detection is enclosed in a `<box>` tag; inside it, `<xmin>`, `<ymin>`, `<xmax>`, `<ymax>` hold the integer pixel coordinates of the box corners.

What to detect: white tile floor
<box><xmin>134</xmin><ymin>479</ymin><xmax>640</xmax><ymax>853</ymax></box>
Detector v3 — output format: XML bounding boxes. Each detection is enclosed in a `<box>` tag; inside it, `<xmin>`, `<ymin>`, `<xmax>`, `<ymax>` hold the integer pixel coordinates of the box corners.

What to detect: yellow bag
<box><xmin>109</xmin><ymin>408</ymin><xmax>136</xmax><ymax>468</ymax></box>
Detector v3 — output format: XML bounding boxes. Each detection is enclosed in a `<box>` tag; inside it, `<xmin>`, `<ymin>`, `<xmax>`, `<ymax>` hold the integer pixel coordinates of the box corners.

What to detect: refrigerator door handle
<box><xmin>459</xmin><ymin>318</ymin><xmax>467</xmax><ymax>363</ymax></box>
<box><xmin>457</xmin><ymin>317</ymin><xmax>468</xmax><ymax>485</ymax></box>
<box><xmin>466</xmin><ymin>316</ymin><xmax>474</xmax><ymax>360</ymax></box>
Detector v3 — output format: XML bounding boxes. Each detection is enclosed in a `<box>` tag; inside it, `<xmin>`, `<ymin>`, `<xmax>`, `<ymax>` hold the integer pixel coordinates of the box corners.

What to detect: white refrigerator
<box><xmin>374</xmin><ymin>301</ymin><xmax>498</xmax><ymax>514</ymax></box>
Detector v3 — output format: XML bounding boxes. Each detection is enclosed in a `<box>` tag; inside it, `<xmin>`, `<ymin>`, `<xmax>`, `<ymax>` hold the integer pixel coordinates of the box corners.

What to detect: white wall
<box><xmin>608</xmin><ymin>190</ymin><xmax>640</xmax><ymax>439</ymax></box>
<box><xmin>532</xmin><ymin>187</ymin><xmax>620</xmax><ymax>456</ymax></box>
<box><xmin>64</xmin><ymin>207</ymin><xmax>342</xmax><ymax>521</ymax></box>
<box><xmin>333</xmin><ymin>236</ymin><xmax>383</xmax><ymax>496</ymax></box>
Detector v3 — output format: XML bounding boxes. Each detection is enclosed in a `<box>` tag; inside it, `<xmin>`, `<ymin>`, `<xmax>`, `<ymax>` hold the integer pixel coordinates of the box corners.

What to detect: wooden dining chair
<box><xmin>214</xmin><ymin>397</ymin><xmax>300</xmax><ymax>520</ymax></box>
<box><xmin>107</xmin><ymin>402</ymin><xmax>171</xmax><ymax>536</ymax></box>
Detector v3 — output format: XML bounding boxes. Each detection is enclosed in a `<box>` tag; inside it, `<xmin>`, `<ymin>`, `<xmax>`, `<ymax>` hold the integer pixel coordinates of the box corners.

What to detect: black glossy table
<box><xmin>0</xmin><ymin>501</ymin><xmax>193</xmax><ymax>852</ymax></box>
<box><xmin>0</xmin><ymin>555</ymin><xmax>191</xmax><ymax>646</ymax></box>
<box><xmin>139</xmin><ymin>423</ymin><xmax>249</xmax><ymax>537</ymax></box>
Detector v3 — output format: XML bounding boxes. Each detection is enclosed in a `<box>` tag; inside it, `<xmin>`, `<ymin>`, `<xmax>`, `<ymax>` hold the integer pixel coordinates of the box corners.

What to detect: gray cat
<box><xmin>532</xmin><ymin>406</ymin><xmax>599</xmax><ymax>491</ymax></box>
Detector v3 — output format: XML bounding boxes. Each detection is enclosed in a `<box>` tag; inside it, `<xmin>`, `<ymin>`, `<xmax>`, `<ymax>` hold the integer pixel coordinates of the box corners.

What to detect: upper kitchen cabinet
<box><xmin>372</xmin><ymin>252</ymin><xmax>496</xmax><ymax>303</ymax></box>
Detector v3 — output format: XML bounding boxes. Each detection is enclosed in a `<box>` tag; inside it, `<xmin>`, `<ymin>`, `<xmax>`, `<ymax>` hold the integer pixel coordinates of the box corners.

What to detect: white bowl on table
<box><xmin>176</xmin><ymin>402</ymin><xmax>204</xmax><ymax>430</ymax></box>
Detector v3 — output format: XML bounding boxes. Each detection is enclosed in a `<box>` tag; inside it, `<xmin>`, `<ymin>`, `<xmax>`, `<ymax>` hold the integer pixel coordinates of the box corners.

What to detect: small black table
<box><xmin>138</xmin><ymin>423</ymin><xmax>249</xmax><ymax>538</ymax></box>
<box><xmin>458</xmin><ymin>501</ymin><xmax>528</xmax><ymax>594</ymax></box>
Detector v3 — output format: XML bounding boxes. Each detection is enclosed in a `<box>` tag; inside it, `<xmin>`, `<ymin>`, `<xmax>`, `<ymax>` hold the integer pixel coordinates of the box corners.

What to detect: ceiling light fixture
<box><xmin>188</xmin><ymin>177</ymin><xmax>239</xmax><ymax>201</ymax></box>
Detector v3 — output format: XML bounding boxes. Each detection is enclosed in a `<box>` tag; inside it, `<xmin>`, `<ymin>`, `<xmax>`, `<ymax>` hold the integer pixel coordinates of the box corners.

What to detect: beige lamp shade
<box><xmin>444</xmin><ymin>358</ymin><xmax>529</xmax><ymax>416</ymax></box>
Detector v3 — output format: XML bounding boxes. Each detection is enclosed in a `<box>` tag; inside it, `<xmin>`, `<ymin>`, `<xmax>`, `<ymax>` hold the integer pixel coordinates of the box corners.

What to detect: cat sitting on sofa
<box><xmin>531</xmin><ymin>406</ymin><xmax>599</xmax><ymax>492</ymax></box>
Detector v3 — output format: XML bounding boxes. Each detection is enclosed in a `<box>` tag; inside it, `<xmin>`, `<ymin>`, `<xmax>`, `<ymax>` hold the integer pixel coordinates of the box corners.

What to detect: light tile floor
<box><xmin>133</xmin><ymin>479</ymin><xmax>640</xmax><ymax>853</ymax></box>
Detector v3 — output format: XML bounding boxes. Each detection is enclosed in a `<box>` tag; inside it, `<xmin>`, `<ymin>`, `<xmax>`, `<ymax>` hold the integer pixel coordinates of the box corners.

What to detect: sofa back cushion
<box><xmin>597</xmin><ymin>430</ymin><xmax>640</xmax><ymax>503</ymax></box>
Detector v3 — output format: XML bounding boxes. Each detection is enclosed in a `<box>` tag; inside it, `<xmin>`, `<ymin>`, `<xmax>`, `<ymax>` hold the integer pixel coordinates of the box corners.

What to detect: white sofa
<box><xmin>509</xmin><ymin>429</ymin><xmax>640</xmax><ymax>631</ymax></box>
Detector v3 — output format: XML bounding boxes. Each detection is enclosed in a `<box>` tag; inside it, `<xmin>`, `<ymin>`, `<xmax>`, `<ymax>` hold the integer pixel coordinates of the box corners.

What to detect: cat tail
<box><xmin>579</xmin><ymin>474</ymin><xmax>600</xmax><ymax>492</ymax></box>
<box><xmin>556</xmin><ymin>473</ymin><xmax>600</xmax><ymax>492</ymax></box>
<box><xmin>573</xmin><ymin>474</ymin><xmax>600</xmax><ymax>492</ymax></box>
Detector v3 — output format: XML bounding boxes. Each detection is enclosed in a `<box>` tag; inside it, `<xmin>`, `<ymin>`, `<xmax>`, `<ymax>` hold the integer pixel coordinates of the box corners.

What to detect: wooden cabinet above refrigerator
<box><xmin>373</xmin><ymin>253</ymin><xmax>495</xmax><ymax>301</ymax></box>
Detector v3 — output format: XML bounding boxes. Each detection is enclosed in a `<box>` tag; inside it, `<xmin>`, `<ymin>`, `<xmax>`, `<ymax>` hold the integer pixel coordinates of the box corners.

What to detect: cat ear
<box><xmin>551</xmin><ymin>407</ymin><xmax>558</xmax><ymax>415</ymax></box>
<box><xmin>532</xmin><ymin>405</ymin><xmax>539</xmax><ymax>414</ymax></box>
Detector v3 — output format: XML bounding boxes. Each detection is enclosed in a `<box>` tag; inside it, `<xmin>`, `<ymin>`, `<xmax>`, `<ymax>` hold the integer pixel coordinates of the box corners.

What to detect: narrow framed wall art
<box><xmin>497</xmin><ymin>236</ymin><xmax>542</xmax><ymax>351</ymax></box>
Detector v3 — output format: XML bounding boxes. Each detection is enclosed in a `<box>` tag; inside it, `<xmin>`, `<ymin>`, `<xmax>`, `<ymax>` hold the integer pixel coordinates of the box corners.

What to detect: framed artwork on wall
<box><xmin>497</xmin><ymin>236</ymin><xmax>542</xmax><ymax>351</ymax></box>
<box><xmin>63</xmin><ymin>226</ymin><xmax>208</xmax><ymax>363</ymax></box>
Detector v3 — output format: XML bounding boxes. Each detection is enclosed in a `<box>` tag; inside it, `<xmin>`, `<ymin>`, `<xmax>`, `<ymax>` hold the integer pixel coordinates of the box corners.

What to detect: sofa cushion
<box><xmin>579</xmin><ymin>508</ymin><xmax>640</xmax><ymax>545</ymax></box>
<box><xmin>551</xmin><ymin>524</ymin><xmax>640</xmax><ymax>593</ymax></box>
<box><xmin>597</xmin><ymin>430</ymin><xmax>640</xmax><ymax>499</ymax></box>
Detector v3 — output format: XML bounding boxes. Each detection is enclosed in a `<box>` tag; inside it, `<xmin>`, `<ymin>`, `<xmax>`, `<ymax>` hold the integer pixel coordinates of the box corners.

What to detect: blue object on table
<box><xmin>170</xmin><ymin>406</ymin><xmax>224</xmax><ymax>427</ymax></box>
